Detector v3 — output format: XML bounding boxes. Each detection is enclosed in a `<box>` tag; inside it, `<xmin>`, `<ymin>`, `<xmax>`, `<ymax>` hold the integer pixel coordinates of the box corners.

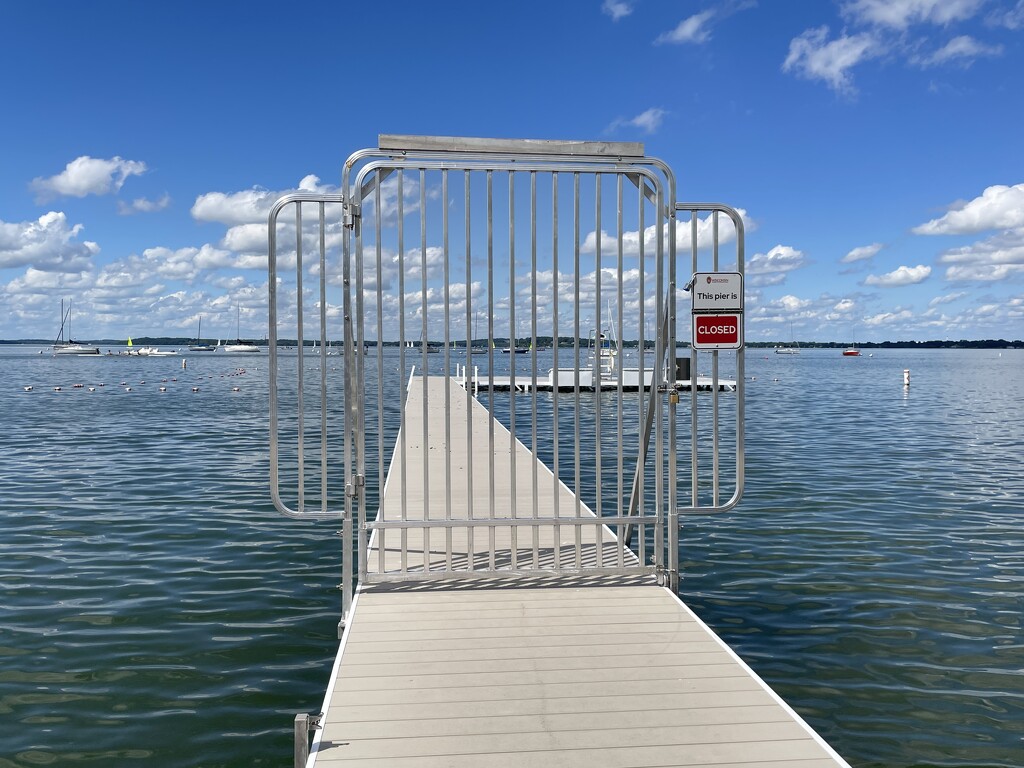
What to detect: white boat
<box><xmin>52</xmin><ymin>300</ymin><xmax>100</xmax><ymax>355</ymax></box>
<box><xmin>123</xmin><ymin>338</ymin><xmax>178</xmax><ymax>356</ymax></box>
<box><xmin>189</xmin><ymin>316</ymin><xmax>217</xmax><ymax>352</ymax></box>
<box><xmin>223</xmin><ymin>341</ymin><xmax>260</xmax><ymax>353</ymax></box>
<box><xmin>775</xmin><ymin>325</ymin><xmax>800</xmax><ymax>354</ymax></box>
<box><xmin>222</xmin><ymin>307</ymin><xmax>261</xmax><ymax>352</ymax></box>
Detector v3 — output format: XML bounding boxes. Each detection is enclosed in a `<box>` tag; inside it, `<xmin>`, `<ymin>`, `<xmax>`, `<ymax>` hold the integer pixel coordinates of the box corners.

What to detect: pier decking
<box><xmin>304</xmin><ymin>377</ymin><xmax>849</xmax><ymax>767</ymax></box>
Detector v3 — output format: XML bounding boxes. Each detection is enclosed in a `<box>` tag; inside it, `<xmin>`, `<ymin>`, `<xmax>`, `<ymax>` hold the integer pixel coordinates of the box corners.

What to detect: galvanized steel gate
<box><xmin>268</xmin><ymin>135</ymin><xmax>745</xmax><ymax>628</ymax></box>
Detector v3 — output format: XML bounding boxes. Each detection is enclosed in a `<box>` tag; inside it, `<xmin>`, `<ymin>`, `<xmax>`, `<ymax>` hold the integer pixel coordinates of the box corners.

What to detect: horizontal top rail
<box><xmin>378</xmin><ymin>134</ymin><xmax>645</xmax><ymax>158</ymax></box>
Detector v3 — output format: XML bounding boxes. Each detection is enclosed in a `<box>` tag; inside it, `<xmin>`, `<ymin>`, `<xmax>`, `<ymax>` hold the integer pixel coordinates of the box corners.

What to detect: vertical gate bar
<box><xmin>346</xmin><ymin>189</ymin><xmax>364</xmax><ymax>589</ymax></box>
<box><xmin>594</xmin><ymin>173</ymin><xmax>603</xmax><ymax>569</ymax></box>
<box><xmin>373</xmin><ymin>180</ymin><xmax>385</xmax><ymax>525</ymax></box>
<box><xmin>530</xmin><ymin>170</ymin><xmax>539</xmax><ymax>569</ymax></box>
<box><xmin>636</xmin><ymin>181</ymin><xmax>646</xmax><ymax>565</ymax></box>
<box><xmin>354</xmin><ymin>185</ymin><xmax>369</xmax><ymax>579</ymax></box>
<box><xmin>573</xmin><ymin>172</ymin><xmax>582</xmax><ymax>568</ymax></box>
<box><xmin>340</xmin><ymin>193</ymin><xmax>353</xmax><ymax>622</ymax></box>
<box><xmin>295</xmin><ymin>204</ymin><xmax>305</xmax><ymax>515</ymax></box>
<box><xmin>551</xmin><ymin>172</ymin><xmax>560</xmax><ymax>571</ymax></box>
<box><xmin>464</xmin><ymin>170</ymin><xmax>475</xmax><ymax>571</ymax></box>
<box><xmin>442</xmin><ymin>170</ymin><xmax>452</xmax><ymax>571</ymax></box>
<box><xmin>616</xmin><ymin>174</ymin><xmax>625</xmax><ymax>569</ymax></box>
<box><xmin>420</xmin><ymin>169</ymin><xmax>431</xmax><ymax>574</ymax></box>
<box><xmin>397</xmin><ymin>170</ymin><xmax>408</xmax><ymax>575</ymax></box>
<box><xmin>319</xmin><ymin>203</ymin><xmax>329</xmax><ymax>515</ymax></box>
<box><xmin>486</xmin><ymin>171</ymin><xmax>496</xmax><ymax>570</ymax></box>
<box><xmin>689</xmin><ymin>210</ymin><xmax>699</xmax><ymax>506</ymax></box>
<box><xmin>712</xmin><ymin>210</ymin><xmax>721</xmax><ymax>507</ymax></box>
<box><xmin>666</xmin><ymin>194</ymin><xmax>679</xmax><ymax>588</ymax></box>
<box><xmin>508</xmin><ymin>171</ymin><xmax>518</xmax><ymax>570</ymax></box>
<box><xmin>653</xmin><ymin>188</ymin><xmax>664</xmax><ymax>580</ymax></box>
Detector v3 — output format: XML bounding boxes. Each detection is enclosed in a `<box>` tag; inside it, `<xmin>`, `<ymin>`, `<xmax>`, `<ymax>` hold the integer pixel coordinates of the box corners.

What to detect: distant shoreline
<box><xmin>3</xmin><ymin>338</ymin><xmax>1021</xmax><ymax>349</ymax></box>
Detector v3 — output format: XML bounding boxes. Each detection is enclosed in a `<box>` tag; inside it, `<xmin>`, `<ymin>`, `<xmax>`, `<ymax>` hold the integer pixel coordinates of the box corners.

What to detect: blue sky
<box><xmin>2</xmin><ymin>0</ymin><xmax>1023</xmax><ymax>343</ymax></box>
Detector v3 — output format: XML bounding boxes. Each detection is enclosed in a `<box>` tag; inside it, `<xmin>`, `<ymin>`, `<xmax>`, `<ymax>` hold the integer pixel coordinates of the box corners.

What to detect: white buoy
<box><xmin>903</xmin><ymin>368</ymin><xmax>910</xmax><ymax>387</ymax></box>
<box><xmin>23</xmin><ymin>386</ymin><xmax>33</xmax><ymax>392</ymax></box>
<box><xmin>182</xmin><ymin>358</ymin><xmax>187</xmax><ymax>369</ymax></box>
<box><xmin>159</xmin><ymin>386</ymin><xmax>167</xmax><ymax>392</ymax></box>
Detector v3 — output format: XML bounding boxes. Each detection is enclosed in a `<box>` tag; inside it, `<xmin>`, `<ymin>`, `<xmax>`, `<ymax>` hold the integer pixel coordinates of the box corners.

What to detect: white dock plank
<box><xmin>309</xmin><ymin>377</ymin><xmax>849</xmax><ymax>767</ymax></box>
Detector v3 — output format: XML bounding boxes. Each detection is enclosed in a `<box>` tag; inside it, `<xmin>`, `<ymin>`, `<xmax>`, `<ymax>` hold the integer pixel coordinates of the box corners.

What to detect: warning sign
<box><xmin>692</xmin><ymin>313</ymin><xmax>743</xmax><ymax>350</ymax></box>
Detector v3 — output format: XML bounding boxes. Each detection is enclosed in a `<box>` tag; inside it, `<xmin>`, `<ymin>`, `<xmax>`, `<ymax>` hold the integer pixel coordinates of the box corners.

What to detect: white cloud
<box><xmin>782</xmin><ymin>26</ymin><xmax>879</xmax><ymax>93</ymax></box>
<box><xmin>990</xmin><ymin>0</ymin><xmax>1024</xmax><ymax>29</ymax></box>
<box><xmin>655</xmin><ymin>10</ymin><xmax>716</xmax><ymax>44</ymax></box>
<box><xmin>913</xmin><ymin>183</ymin><xmax>1024</xmax><ymax>234</ymax></box>
<box><xmin>607</xmin><ymin>107</ymin><xmax>669</xmax><ymax>135</ymax></box>
<box><xmin>864</xmin><ymin>264</ymin><xmax>932</xmax><ymax>286</ymax></box>
<box><xmin>602</xmin><ymin>0</ymin><xmax>633</xmax><ymax>21</ymax></box>
<box><xmin>0</xmin><ymin>211</ymin><xmax>99</xmax><ymax>271</ymax></box>
<box><xmin>842</xmin><ymin>0</ymin><xmax>986</xmax><ymax>29</ymax></box>
<box><xmin>191</xmin><ymin>175</ymin><xmax>338</xmax><ymax>226</ymax></box>
<box><xmin>944</xmin><ymin>263</ymin><xmax>1024</xmax><ymax>281</ymax></box>
<box><xmin>30</xmin><ymin>156</ymin><xmax>146</xmax><ymax>202</ymax></box>
<box><xmin>929</xmin><ymin>291</ymin><xmax>967</xmax><ymax>306</ymax></box>
<box><xmin>864</xmin><ymin>308</ymin><xmax>915</xmax><ymax>326</ymax></box>
<box><xmin>630</xmin><ymin>107</ymin><xmax>667</xmax><ymax>133</ymax></box>
<box><xmin>118</xmin><ymin>194</ymin><xmax>171</xmax><ymax>215</ymax></box>
<box><xmin>747</xmin><ymin>245</ymin><xmax>807</xmax><ymax>277</ymax></box>
<box><xmin>917</xmin><ymin>35</ymin><xmax>1003</xmax><ymax>67</ymax></box>
<box><xmin>842</xmin><ymin>242</ymin><xmax>884</xmax><ymax>263</ymax></box>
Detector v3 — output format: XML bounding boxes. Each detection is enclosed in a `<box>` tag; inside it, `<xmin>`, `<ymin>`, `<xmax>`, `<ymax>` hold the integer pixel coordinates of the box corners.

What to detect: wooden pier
<box><xmin>303</xmin><ymin>377</ymin><xmax>849</xmax><ymax>767</ymax></box>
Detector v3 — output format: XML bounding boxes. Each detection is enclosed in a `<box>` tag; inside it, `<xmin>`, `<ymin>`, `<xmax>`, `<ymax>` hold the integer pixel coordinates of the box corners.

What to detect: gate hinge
<box><xmin>343</xmin><ymin>201</ymin><xmax>360</xmax><ymax>229</ymax></box>
<box><xmin>345</xmin><ymin>474</ymin><xmax>365</xmax><ymax>497</ymax></box>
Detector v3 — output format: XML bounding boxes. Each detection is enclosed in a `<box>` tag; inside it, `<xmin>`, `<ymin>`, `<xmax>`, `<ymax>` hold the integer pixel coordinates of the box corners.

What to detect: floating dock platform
<box><xmin>301</xmin><ymin>377</ymin><xmax>848</xmax><ymax>767</ymax></box>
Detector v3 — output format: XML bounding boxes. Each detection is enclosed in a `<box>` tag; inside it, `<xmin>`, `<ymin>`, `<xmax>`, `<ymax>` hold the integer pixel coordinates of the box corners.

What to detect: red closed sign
<box><xmin>692</xmin><ymin>313</ymin><xmax>742</xmax><ymax>349</ymax></box>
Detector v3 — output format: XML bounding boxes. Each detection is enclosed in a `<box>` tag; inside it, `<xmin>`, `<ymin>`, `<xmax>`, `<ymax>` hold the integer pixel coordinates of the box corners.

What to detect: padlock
<box><xmin>668</xmin><ymin>391</ymin><xmax>679</xmax><ymax>404</ymax></box>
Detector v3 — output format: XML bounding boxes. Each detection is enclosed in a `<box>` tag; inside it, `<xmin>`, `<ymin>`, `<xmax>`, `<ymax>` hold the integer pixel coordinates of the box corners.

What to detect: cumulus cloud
<box><xmin>147</xmin><ymin>244</ymin><xmax>235</xmax><ymax>279</ymax></box>
<box><xmin>118</xmin><ymin>194</ymin><xmax>171</xmax><ymax>215</ymax></box>
<box><xmin>786</xmin><ymin>1</ymin><xmax>1000</xmax><ymax>92</ymax></box>
<box><xmin>30</xmin><ymin>156</ymin><xmax>147</xmax><ymax>202</ymax></box>
<box><xmin>602</xmin><ymin>0</ymin><xmax>633</xmax><ymax>21</ymax></box>
<box><xmin>0</xmin><ymin>211</ymin><xmax>99</xmax><ymax>272</ymax></box>
<box><xmin>655</xmin><ymin>10</ymin><xmax>716</xmax><ymax>44</ymax></box>
<box><xmin>782</xmin><ymin>26</ymin><xmax>879</xmax><ymax>93</ymax></box>
<box><xmin>913</xmin><ymin>183</ymin><xmax>1024</xmax><ymax>234</ymax></box>
<box><xmin>864</xmin><ymin>264</ymin><xmax>932</xmax><ymax>286</ymax></box>
<box><xmin>842</xmin><ymin>242</ymin><xmax>884</xmax><ymax>263</ymax></box>
<box><xmin>192</xmin><ymin>174</ymin><xmax>336</xmax><ymax>226</ymax></box>
<box><xmin>747</xmin><ymin>245</ymin><xmax>807</xmax><ymax>278</ymax></box>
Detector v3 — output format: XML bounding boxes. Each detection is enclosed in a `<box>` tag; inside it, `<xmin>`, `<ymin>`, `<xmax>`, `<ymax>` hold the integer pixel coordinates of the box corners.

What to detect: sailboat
<box><xmin>222</xmin><ymin>306</ymin><xmax>260</xmax><ymax>353</ymax></box>
<box><xmin>502</xmin><ymin>322</ymin><xmax>529</xmax><ymax>354</ymax></box>
<box><xmin>189</xmin><ymin>316</ymin><xmax>217</xmax><ymax>352</ymax></box>
<box><xmin>52</xmin><ymin>300</ymin><xmax>100</xmax><ymax>355</ymax></box>
<box><xmin>775</xmin><ymin>323</ymin><xmax>800</xmax><ymax>354</ymax></box>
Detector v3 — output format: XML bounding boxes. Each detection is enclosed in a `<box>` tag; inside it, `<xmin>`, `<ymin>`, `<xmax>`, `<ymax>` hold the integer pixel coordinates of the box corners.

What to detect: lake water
<box><xmin>1</xmin><ymin>345</ymin><xmax>1021</xmax><ymax>767</ymax></box>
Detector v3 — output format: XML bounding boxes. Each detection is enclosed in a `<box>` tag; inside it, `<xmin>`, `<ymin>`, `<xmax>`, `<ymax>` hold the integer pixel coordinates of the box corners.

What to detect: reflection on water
<box><xmin>0</xmin><ymin>346</ymin><xmax>1021</xmax><ymax>767</ymax></box>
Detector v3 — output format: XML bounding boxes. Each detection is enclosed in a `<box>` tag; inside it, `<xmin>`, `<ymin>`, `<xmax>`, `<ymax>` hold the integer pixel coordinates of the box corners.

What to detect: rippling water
<box><xmin>1</xmin><ymin>345</ymin><xmax>1021</xmax><ymax>767</ymax></box>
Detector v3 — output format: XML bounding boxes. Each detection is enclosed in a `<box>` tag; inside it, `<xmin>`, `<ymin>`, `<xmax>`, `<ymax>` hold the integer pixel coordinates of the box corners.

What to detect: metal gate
<box><xmin>268</xmin><ymin>136</ymin><xmax>745</xmax><ymax>628</ymax></box>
